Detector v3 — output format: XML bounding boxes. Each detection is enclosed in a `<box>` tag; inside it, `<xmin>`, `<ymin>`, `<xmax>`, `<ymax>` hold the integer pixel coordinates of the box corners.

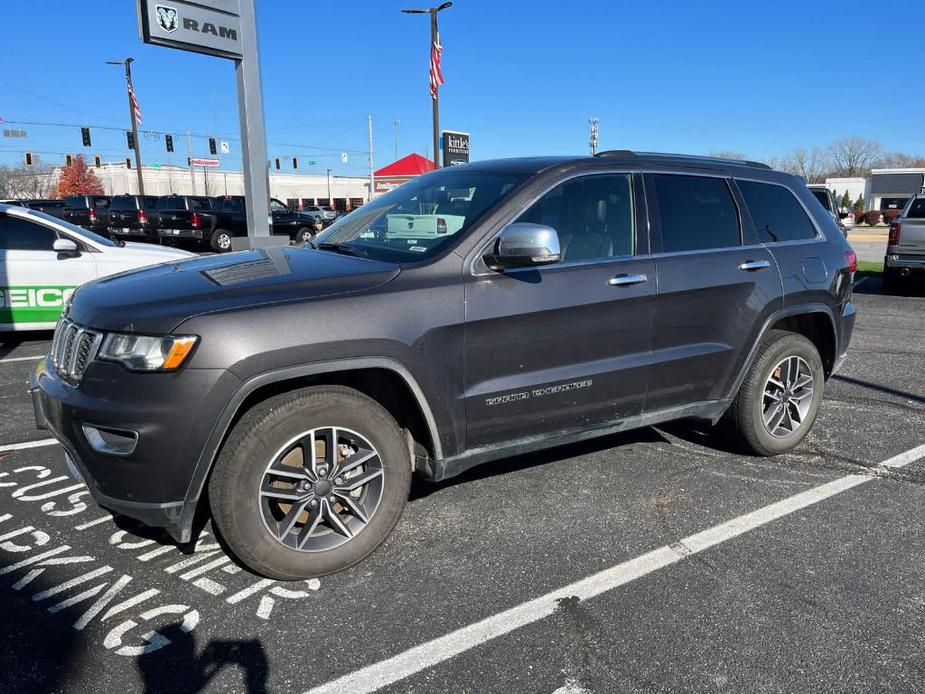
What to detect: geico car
<box><xmin>0</xmin><ymin>203</ymin><xmax>196</xmax><ymax>331</ymax></box>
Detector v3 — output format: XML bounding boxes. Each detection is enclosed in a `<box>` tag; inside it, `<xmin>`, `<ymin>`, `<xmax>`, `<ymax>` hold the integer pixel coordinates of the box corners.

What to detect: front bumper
<box><xmin>29</xmin><ymin>357</ymin><xmax>241</xmax><ymax>542</ymax></box>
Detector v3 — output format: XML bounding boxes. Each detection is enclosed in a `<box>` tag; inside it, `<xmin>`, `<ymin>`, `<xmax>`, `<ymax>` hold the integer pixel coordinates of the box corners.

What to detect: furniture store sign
<box><xmin>442</xmin><ymin>130</ymin><xmax>470</xmax><ymax>167</ymax></box>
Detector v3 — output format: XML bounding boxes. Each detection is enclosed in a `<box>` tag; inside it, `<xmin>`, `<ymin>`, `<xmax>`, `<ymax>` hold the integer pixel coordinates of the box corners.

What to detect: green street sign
<box><xmin>308</xmin><ymin>160</ymin><xmax>317</xmax><ymax>165</ymax></box>
<box><xmin>150</xmin><ymin>162</ymin><xmax>162</xmax><ymax>168</ymax></box>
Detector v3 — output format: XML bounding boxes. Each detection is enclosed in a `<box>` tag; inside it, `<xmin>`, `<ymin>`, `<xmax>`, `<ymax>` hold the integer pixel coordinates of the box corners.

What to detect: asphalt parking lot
<box><xmin>0</xmin><ymin>277</ymin><xmax>923</xmax><ymax>694</ymax></box>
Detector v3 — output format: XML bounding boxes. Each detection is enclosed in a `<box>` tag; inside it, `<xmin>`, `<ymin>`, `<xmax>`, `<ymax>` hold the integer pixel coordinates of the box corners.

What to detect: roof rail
<box><xmin>594</xmin><ymin>150</ymin><xmax>771</xmax><ymax>170</ymax></box>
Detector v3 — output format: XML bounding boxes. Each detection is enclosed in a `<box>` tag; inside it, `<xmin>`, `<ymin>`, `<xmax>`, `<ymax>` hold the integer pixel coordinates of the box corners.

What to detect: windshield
<box><xmin>314</xmin><ymin>169</ymin><xmax>529</xmax><ymax>262</ymax></box>
<box><xmin>25</xmin><ymin>209</ymin><xmax>117</xmax><ymax>247</ymax></box>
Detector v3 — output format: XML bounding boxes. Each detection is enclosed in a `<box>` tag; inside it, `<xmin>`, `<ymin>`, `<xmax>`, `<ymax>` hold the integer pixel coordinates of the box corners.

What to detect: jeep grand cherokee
<box><xmin>30</xmin><ymin>151</ymin><xmax>857</xmax><ymax>579</ymax></box>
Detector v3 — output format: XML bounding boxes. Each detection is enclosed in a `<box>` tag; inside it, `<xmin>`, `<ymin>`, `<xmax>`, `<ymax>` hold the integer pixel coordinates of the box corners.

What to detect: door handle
<box><xmin>738</xmin><ymin>260</ymin><xmax>771</xmax><ymax>271</ymax></box>
<box><xmin>607</xmin><ymin>273</ymin><xmax>648</xmax><ymax>287</ymax></box>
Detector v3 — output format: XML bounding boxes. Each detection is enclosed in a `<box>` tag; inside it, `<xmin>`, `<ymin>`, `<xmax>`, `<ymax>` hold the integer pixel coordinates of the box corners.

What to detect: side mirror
<box><xmin>484</xmin><ymin>223</ymin><xmax>561</xmax><ymax>271</ymax></box>
<box><xmin>54</xmin><ymin>238</ymin><xmax>79</xmax><ymax>255</ymax></box>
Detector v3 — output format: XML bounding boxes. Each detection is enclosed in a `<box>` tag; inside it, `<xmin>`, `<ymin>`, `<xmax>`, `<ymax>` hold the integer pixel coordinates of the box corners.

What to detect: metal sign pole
<box><xmin>234</xmin><ymin>0</ymin><xmax>271</xmax><ymax>243</ymax></box>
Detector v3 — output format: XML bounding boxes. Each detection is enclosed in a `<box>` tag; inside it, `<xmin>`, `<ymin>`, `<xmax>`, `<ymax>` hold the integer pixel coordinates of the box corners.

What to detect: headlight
<box><xmin>99</xmin><ymin>334</ymin><xmax>197</xmax><ymax>371</ymax></box>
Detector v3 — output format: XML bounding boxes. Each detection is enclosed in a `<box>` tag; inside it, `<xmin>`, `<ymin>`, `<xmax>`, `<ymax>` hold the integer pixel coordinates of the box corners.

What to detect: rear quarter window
<box><xmin>738</xmin><ymin>180</ymin><xmax>818</xmax><ymax>243</ymax></box>
<box><xmin>906</xmin><ymin>199</ymin><xmax>925</xmax><ymax>219</ymax></box>
<box><xmin>652</xmin><ymin>174</ymin><xmax>741</xmax><ymax>253</ymax></box>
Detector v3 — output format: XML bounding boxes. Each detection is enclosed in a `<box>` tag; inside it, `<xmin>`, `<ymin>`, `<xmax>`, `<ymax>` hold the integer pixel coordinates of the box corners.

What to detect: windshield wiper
<box><xmin>315</xmin><ymin>242</ymin><xmax>358</xmax><ymax>256</ymax></box>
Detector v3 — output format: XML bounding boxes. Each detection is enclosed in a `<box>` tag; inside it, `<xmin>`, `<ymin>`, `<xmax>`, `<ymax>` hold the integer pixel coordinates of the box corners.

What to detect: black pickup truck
<box><xmin>108</xmin><ymin>195</ymin><xmax>160</xmax><ymax>243</ymax></box>
<box><xmin>61</xmin><ymin>195</ymin><xmax>112</xmax><ymax>235</ymax></box>
<box><xmin>155</xmin><ymin>195</ymin><xmax>215</xmax><ymax>246</ymax></box>
<box><xmin>207</xmin><ymin>196</ymin><xmax>317</xmax><ymax>251</ymax></box>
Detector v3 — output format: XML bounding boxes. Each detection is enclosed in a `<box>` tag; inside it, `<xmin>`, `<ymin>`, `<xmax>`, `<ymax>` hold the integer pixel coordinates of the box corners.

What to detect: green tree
<box><xmin>841</xmin><ymin>191</ymin><xmax>851</xmax><ymax>209</ymax></box>
<box><xmin>854</xmin><ymin>194</ymin><xmax>865</xmax><ymax>211</ymax></box>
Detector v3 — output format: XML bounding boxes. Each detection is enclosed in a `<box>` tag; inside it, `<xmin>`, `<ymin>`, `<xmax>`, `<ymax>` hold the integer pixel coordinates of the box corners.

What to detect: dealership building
<box><xmin>823</xmin><ymin>168</ymin><xmax>925</xmax><ymax>212</ymax></box>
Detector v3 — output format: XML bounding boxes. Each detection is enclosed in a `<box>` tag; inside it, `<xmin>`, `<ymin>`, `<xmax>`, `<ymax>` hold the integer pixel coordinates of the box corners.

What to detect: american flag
<box><xmin>429</xmin><ymin>32</ymin><xmax>444</xmax><ymax>100</ymax></box>
<box><xmin>128</xmin><ymin>82</ymin><xmax>143</xmax><ymax>125</ymax></box>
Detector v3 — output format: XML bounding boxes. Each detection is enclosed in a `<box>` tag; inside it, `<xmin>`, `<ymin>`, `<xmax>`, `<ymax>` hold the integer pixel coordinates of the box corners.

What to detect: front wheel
<box><xmin>723</xmin><ymin>330</ymin><xmax>824</xmax><ymax>456</ymax></box>
<box><xmin>297</xmin><ymin>227</ymin><xmax>314</xmax><ymax>244</ymax></box>
<box><xmin>209</xmin><ymin>386</ymin><xmax>412</xmax><ymax>579</ymax></box>
<box><xmin>210</xmin><ymin>229</ymin><xmax>233</xmax><ymax>252</ymax></box>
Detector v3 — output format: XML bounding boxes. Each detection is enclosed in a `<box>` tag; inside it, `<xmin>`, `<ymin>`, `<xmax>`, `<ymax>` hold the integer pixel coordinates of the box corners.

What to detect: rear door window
<box><xmin>906</xmin><ymin>198</ymin><xmax>925</xmax><ymax>219</ymax></box>
<box><xmin>738</xmin><ymin>180</ymin><xmax>818</xmax><ymax>243</ymax></box>
<box><xmin>652</xmin><ymin>174</ymin><xmax>741</xmax><ymax>252</ymax></box>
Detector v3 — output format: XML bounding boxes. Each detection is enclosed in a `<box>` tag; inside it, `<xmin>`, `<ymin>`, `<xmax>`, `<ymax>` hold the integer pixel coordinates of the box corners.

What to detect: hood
<box><xmin>115</xmin><ymin>242</ymin><xmax>198</xmax><ymax>261</ymax></box>
<box><xmin>70</xmin><ymin>246</ymin><xmax>401</xmax><ymax>334</ymax></box>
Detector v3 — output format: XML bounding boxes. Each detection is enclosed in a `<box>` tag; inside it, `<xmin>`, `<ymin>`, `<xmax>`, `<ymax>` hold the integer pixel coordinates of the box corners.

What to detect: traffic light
<box><xmin>94</xmin><ymin>155</ymin><xmax>102</xmax><ymax>168</ymax></box>
<box><xmin>292</xmin><ymin>157</ymin><xmax>298</xmax><ymax>169</ymax></box>
<box><xmin>126</xmin><ymin>158</ymin><xmax>132</xmax><ymax>169</ymax></box>
<box><xmin>65</xmin><ymin>154</ymin><xmax>73</xmax><ymax>167</ymax></box>
<box><xmin>81</xmin><ymin>127</ymin><xmax>91</xmax><ymax>147</ymax></box>
<box><xmin>274</xmin><ymin>158</ymin><xmax>280</xmax><ymax>170</ymax></box>
<box><xmin>126</xmin><ymin>131</ymin><xmax>135</xmax><ymax>150</ymax></box>
<box><xmin>165</xmin><ymin>134</ymin><xmax>174</xmax><ymax>153</ymax></box>
<box><xmin>24</xmin><ymin>152</ymin><xmax>33</xmax><ymax>167</ymax></box>
<box><xmin>209</xmin><ymin>138</ymin><xmax>217</xmax><ymax>155</ymax></box>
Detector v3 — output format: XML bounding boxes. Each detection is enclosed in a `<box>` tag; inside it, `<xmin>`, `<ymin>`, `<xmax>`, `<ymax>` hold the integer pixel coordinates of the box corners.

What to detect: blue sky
<box><xmin>1</xmin><ymin>0</ymin><xmax>922</xmax><ymax>177</ymax></box>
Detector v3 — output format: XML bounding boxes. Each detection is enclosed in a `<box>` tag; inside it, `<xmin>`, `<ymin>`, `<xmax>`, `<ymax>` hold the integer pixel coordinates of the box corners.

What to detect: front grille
<box><xmin>52</xmin><ymin>318</ymin><xmax>102</xmax><ymax>383</ymax></box>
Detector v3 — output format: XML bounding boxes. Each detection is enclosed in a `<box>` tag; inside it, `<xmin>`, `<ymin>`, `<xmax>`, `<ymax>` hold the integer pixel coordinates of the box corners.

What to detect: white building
<box><xmin>88</xmin><ymin>163</ymin><xmax>371</xmax><ymax>212</ymax></box>
<box><xmin>822</xmin><ymin>177</ymin><xmax>866</xmax><ymax>207</ymax></box>
<box><xmin>864</xmin><ymin>168</ymin><xmax>925</xmax><ymax>212</ymax></box>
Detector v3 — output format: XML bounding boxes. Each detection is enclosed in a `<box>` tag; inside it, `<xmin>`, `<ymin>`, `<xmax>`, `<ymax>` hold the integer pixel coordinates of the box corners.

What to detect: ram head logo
<box><xmin>155</xmin><ymin>5</ymin><xmax>179</xmax><ymax>33</ymax></box>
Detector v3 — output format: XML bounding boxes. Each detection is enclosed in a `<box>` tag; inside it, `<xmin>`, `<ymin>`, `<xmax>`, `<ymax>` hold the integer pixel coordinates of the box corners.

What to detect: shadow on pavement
<box><xmin>830</xmin><ymin>373</ymin><xmax>925</xmax><ymax>405</ymax></box>
<box><xmin>0</xmin><ymin>329</ymin><xmax>53</xmax><ymax>360</ymax></box>
<box><xmin>854</xmin><ymin>274</ymin><xmax>925</xmax><ymax>297</ymax></box>
<box><xmin>137</xmin><ymin>626</ymin><xmax>269</xmax><ymax>694</ymax></box>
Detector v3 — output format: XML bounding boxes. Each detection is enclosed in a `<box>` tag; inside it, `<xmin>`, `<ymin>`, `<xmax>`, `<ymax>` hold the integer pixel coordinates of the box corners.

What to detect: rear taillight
<box><xmin>844</xmin><ymin>249</ymin><xmax>857</xmax><ymax>274</ymax></box>
<box><xmin>138</xmin><ymin>210</ymin><xmax>148</xmax><ymax>225</ymax></box>
<box><xmin>889</xmin><ymin>221</ymin><xmax>901</xmax><ymax>245</ymax></box>
<box><xmin>436</xmin><ymin>217</ymin><xmax>447</xmax><ymax>234</ymax></box>
<box><xmin>88</xmin><ymin>209</ymin><xmax>97</xmax><ymax>224</ymax></box>
<box><xmin>191</xmin><ymin>212</ymin><xmax>201</xmax><ymax>229</ymax></box>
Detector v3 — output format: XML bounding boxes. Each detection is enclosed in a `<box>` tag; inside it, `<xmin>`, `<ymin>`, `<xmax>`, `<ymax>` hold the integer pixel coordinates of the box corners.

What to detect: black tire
<box><xmin>723</xmin><ymin>330</ymin><xmax>824</xmax><ymax>456</ymax></box>
<box><xmin>209</xmin><ymin>386</ymin><xmax>411</xmax><ymax>580</ymax></box>
<box><xmin>297</xmin><ymin>227</ymin><xmax>314</xmax><ymax>244</ymax></box>
<box><xmin>882</xmin><ymin>268</ymin><xmax>902</xmax><ymax>294</ymax></box>
<box><xmin>210</xmin><ymin>228</ymin><xmax>233</xmax><ymax>253</ymax></box>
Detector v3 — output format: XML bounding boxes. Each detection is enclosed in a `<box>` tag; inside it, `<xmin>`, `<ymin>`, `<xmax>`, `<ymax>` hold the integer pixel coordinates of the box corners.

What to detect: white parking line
<box><xmin>0</xmin><ymin>355</ymin><xmax>45</xmax><ymax>364</ymax></box>
<box><xmin>305</xmin><ymin>443</ymin><xmax>925</xmax><ymax>694</ymax></box>
<box><xmin>0</xmin><ymin>439</ymin><xmax>58</xmax><ymax>453</ymax></box>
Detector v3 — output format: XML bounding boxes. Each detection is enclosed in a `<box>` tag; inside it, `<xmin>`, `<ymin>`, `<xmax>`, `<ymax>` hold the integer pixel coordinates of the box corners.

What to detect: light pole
<box><xmin>326</xmin><ymin>168</ymin><xmax>332</xmax><ymax>203</ymax></box>
<box><xmin>402</xmin><ymin>2</ymin><xmax>452</xmax><ymax>169</ymax></box>
<box><xmin>106</xmin><ymin>58</ymin><xmax>144</xmax><ymax>195</ymax></box>
<box><xmin>391</xmin><ymin>119</ymin><xmax>401</xmax><ymax>161</ymax></box>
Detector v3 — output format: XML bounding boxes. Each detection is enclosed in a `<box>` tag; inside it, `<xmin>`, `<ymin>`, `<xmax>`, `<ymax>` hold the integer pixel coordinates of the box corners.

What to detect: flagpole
<box><xmin>430</xmin><ymin>9</ymin><xmax>440</xmax><ymax>169</ymax></box>
<box><xmin>110</xmin><ymin>58</ymin><xmax>146</xmax><ymax>196</ymax></box>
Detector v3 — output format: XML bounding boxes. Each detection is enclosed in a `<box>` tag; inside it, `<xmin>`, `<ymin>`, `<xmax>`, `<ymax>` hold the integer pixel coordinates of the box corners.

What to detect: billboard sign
<box><xmin>442</xmin><ymin>130</ymin><xmax>470</xmax><ymax>167</ymax></box>
<box><xmin>190</xmin><ymin>157</ymin><xmax>220</xmax><ymax>167</ymax></box>
<box><xmin>137</xmin><ymin>0</ymin><xmax>242</xmax><ymax>59</ymax></box>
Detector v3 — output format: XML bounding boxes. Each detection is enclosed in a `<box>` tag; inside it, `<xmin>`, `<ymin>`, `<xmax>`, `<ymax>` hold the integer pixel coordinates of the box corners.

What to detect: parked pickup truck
<box><xmin>155</xmin><ymin>195</ymin><xmax>215</xmax><ymax>246</ymax></box>
<box><xmin>807</xmin><ymin>185</ymin><xmax>848</xmax><ymax>237</ymax></box>
<box><xmin>61</xmin><ymin>195</ymin><xmax>112</xmax><ymax>236</ymax></box>
<box><xmin>207</xmin><ymin>196</ymin><xmax>316</xmax><ymax>251</ymax></box>
<box><xmin>884</xmin><ymin>192</ymin><xmax>925</xmax><ymax>290</ymax></box>
<box><xmin>108</xmin><ymin>195</ymin><xmax>160</xmax><ymax>244</ymax></box>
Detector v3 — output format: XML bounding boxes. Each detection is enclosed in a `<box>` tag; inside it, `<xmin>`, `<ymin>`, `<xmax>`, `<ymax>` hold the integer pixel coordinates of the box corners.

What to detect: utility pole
<box><xmin>368</xmin><ymin>115</ymin><xmax>375</xmax><ymax>203</ymax></box>
<box><xmin>187</xmin><ymin>130</ymin><xmax>196</xmax><ymax>195</ymax></box>
<box><xmin>391</xmin><ymin>119</ymin><xmax>401</xmax><ymax>161</ymax></box>
<box><xmin>107</xmin><ymin>58</ymin><xmax>144</xmax><ymax>195</ymax></box>
<box><xmin>589</xmin><ymin>117</ymin><xmax>599</xmax><ymax>156</ymax></box>
<box><xmin>326</xmin><ymin>168</ymin><xmax>332</xmax><ymax>203</ymax></box>
<box><xmin>402</xmin><ymin>2</ymin><xmax>452</xmax><ymax>169</ymax></box>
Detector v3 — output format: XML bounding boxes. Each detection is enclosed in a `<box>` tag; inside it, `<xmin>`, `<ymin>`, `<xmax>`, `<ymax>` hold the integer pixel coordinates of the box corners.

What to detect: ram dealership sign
<box><xmin>442</xmin><ymin>130</ymin><xmax>470</xmax><ymax>167</ymax></box>
<box><xmin>137</xmin><ymin>0</ymin><xmax>243</xmax><ymax>60</ymax></box>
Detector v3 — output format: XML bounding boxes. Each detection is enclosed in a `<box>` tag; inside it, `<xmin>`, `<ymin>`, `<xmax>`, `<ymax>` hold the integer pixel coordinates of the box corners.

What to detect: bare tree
<box><xmin>874</xmin><ymin>151</ymin><xmax>925</xmax><ymax>169</ymax></box>
<box><xmin>772</xmin><ymin>147</ymin><xmax>831</xmax><ymax>183</ymax></box>
<box><xmin>829</xmin><ymin>136</ymin><xmax>882</xmax><ymax>177</ymax></box>
<box><xmin>708</xmin><ymin>150</ymin><xmax>749</xmax><ymax>161</ymax></box>
<box><xmin>1</xmin><ymin>163</ymin><xmax>58</xmax><ymax>199</ymax></box>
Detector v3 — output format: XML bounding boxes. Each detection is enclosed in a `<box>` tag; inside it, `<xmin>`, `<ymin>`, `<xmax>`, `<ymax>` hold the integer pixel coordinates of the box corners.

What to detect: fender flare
<box><xmin>175</xmin><ymin>357</ymin><xmax>443</xmax><ymax>539</ymax></box>
<box><xmin>723</xmin><ymin>302</ymin><xmax>838</xmax><ymax>407</ymax></box>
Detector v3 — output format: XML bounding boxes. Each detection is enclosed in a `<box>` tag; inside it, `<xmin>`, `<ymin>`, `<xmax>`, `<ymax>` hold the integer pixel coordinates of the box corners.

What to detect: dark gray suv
<box><xmin>30</xmin><ymin>152</ymin><xmax>857</xmax><ymax>579</ymax></box>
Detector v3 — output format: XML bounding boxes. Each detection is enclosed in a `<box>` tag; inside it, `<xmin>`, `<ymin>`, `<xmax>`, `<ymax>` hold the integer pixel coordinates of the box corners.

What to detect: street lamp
<box><xmin>326</xmin><ymin>168</ymin><xmax>332</xmax><ymax>203</ymax></box>
<box><xmin>106</xmin><ymin>58</ymin><xmax>145</xmax><ymax>195</ymax></box>
<box><xmin>402</xmin><ymin>2</ymin><xmax>452</xmax><ymax>168</ymax></box>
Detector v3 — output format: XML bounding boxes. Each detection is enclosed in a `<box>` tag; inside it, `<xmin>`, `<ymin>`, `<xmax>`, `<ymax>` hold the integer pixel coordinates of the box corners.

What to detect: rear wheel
<box><xmin>724</xmin><ymin>330</ymin><xmax>824</xmax><ymax>456</ymax></box>
<box><xmin>209</xmin><ymin>386</ymin><xmax>411</xmax><ymax>579</ymax></box>
<box><xmin>210</xmin><ymin>229</ymin><xmax>233</xmax><ymax>253</ymax></box>
<box><xmin>297</xmin><ymin>227</ymin><xmax>314</xmax><ymax>244</ymax></box>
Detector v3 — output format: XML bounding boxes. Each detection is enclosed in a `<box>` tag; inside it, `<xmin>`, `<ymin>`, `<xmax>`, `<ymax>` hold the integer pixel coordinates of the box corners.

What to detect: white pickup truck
<box><xmin>884</xmin><ymin>193</ymin><xmax>925</xmax><ymax>290</ymax></box>
<box><xmin>385</xmin><ymin>211</ymin><xmax>466</xmax><ymax>239</ymax></box>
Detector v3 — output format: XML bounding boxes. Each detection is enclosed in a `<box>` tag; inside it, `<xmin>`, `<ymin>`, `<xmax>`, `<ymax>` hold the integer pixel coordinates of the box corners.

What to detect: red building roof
<box><xmin>374</xmin><ymin>153</ymin><xmax>436</xmax><ymax>178</ymax></box>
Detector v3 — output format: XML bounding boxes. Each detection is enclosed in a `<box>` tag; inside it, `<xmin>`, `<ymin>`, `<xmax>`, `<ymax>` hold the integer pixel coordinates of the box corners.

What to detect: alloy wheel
<box><xmin>762</xmin><ymin>356</ymin><xmax>814</xmax><ymax>438</ymax></box>
<box><xmin>258</xmin><ymin>426</ymin><xmax>385</xmax><ymax>552</ymax></box>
